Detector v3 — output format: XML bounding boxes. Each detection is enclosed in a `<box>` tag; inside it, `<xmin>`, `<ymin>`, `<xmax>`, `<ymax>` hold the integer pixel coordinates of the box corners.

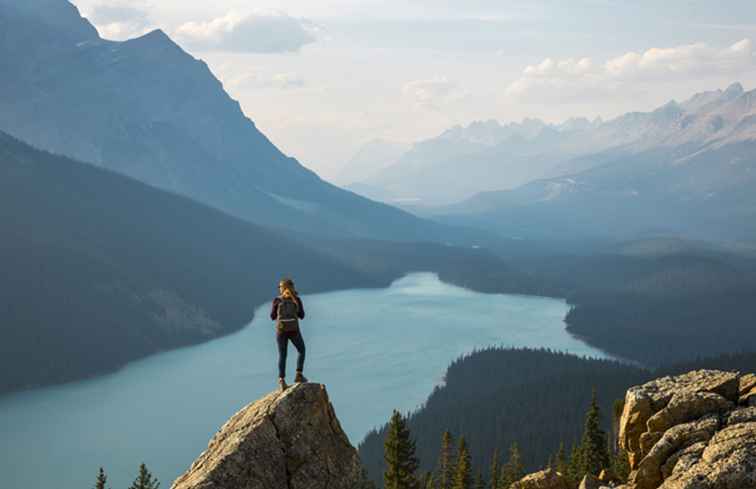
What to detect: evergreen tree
<box><xmin>452</xmin><ymin>437</ymin><xmax>472</xmax><ymax>489</ymax></box>
<box><xmin>567</xmin><ymin>440</ymin><xmax>581</xmax><ymax>486</ymax></box>
<box><xmin>610</xmin><ymin>448</ymin><xmax>631</xmax><ymax>482</ymax></box>
<box><xmin>94</xmin><ymin>467</ymin><xmax>108</xmax><ymax>489</ymax></box>
<box><xmin>384</xmin><ymin>410</ymin><xmax>420</xmax><ymax>489</ymax></box>
<box><xmin>554</xmin><ymin>441</ymin><xmax>568</xmax><ymax>477</ymax></box>
<box><xmin>422</xmin><ymin>471</ymin><xmax>434</xmax><ymax>489</ymax></box>
<box><xmin>489</xmin><ymin>448</ymin><xmax>500</xmax><ymax>489</ymax></box>
<box><xmin>128</xmin><ymin>463</ymin><xmax>160</xmax><ymax>489</ymax></box>
<box><xmin>437</xmin><ymin>431</ymin><xmax>456</xmax><ymax>489</ymax></box>
<box><xmin>577</xmin><ymin>389</ymin><xmax>610</xmax><ymax>478</ymax></box>
<box><xmin>498</xmin><ymin>442</ymin><xmax>524</xmax><ymax>488</ymax></box>
<box><xmin>474</xmin><ymin>470</ymin><xmax>486</xmax><ymax>489</ymax></box>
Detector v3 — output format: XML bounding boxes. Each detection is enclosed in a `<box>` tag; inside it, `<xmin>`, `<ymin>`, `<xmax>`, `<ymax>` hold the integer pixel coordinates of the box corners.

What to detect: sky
<box><xmin>70</xmin><ymin>0</ymin><xmax>756</xmax><ymax>181</ymax></box>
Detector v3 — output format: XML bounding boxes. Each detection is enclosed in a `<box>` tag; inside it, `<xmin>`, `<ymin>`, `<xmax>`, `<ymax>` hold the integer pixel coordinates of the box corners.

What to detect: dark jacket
<box><xmin>270</xmin><ymin>295</ymin><xmax>305</xmax><ymax>321</ymax></box>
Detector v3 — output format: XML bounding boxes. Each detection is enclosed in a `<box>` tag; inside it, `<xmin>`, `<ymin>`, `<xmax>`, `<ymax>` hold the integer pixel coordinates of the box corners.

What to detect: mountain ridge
<box><xmin>0</xmin><ymin>0</ymin><xmax>467</xmax><ymax>243</ymax></box>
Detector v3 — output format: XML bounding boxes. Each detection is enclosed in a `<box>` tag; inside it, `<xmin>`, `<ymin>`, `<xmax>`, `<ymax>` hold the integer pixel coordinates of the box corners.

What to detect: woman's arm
<box><xmin>296</xmin><ymin>296</ymin><xmax>305</xmax><ymax>319</ymax></box>
<box><xmin>270</xmin><ymin>297</ymin><xmax>280</xmax><ymax>320</ymax></box>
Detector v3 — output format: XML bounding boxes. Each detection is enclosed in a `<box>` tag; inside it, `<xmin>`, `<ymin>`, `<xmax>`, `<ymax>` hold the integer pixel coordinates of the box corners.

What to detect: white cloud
<box><xmin>174</xmin><ymin>10</ymin><xmax>319</xmax><ymax>53</ymax></box>
<box><xmin>227</xmin><ymin>71</ymin><xmax>306</xmax><ymax>90</ymax></box>
<box><xmin>402</xmin><ymin>76</ymin><xmax>468</xmax><ymax>110</ymax></box>
<box><xmin>80</xmin><ymin>1</ymin><xmax>154</xmax><ymax>40</ymax></box>
<box><xmin>507</xmin><ymin>39</ymin><xmax>756</xmax><ymax>99</ymax></box>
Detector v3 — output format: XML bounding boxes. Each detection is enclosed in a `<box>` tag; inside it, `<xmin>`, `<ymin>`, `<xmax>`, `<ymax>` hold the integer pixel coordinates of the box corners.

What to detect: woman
<box><xmin>270</xmin><ymin>278</ymin><xmax>307</xmax><ymax>391</ymax></box>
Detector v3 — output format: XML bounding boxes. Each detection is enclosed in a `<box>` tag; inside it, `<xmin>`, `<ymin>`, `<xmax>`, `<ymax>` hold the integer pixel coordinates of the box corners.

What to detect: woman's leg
<box><xmin>276</xmin><ymin>332</ymin><xmax>288</xmax><ymax>378</ymax></box>
<box><xmin>290</xmin><ymin>331</ymin><xmax>306</xmax><ymax>374</ymax></box>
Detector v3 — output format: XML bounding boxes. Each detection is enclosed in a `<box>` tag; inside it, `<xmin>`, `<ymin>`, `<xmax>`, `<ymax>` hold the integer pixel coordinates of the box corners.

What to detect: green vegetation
<box><xmin>362</xmin><ymin>348</ymin><xmax>756</xmax><ymax>487</ymax></box>
<box><xmin>128</xmin><ymin>464</ymin><xmax>160</xmax><ymax>489</ymax></box>
<box><xmin>384</xmin><ymin>410</ymin><xmax>420</xmax><ymax>489</ymax></box>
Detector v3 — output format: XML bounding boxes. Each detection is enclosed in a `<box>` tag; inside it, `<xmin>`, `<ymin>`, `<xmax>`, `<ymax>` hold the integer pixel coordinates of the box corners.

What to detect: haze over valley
<box><xmin>2</xmin><ymin>2</ymin><xmax>756</xmax><ymax>489</ymax></box>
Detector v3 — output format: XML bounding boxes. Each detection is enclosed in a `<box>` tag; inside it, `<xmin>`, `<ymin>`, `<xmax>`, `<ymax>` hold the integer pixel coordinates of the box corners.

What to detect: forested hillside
<box><xmin>0</xmin><ymin>132</ymin><xmax>532</xmax><ymax>394</ymax></box>
<box><xmin>358</xmin><ymin>347</ymin><xmax>756</xmax><ymax>486</ymax></box>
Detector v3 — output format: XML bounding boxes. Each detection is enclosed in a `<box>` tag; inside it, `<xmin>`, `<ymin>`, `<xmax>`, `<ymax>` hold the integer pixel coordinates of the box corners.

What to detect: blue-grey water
<box><xmin>0</xmin><ymin>272</ymin><xmax>611</xmax><ymax>489</ymax></box>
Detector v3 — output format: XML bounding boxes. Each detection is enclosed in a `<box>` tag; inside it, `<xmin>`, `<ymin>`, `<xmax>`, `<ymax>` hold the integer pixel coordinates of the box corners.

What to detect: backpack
<box><xmin>277</xmin><ymin>296</ymin><xmax>299</xmax><ymax>332</ymax></box>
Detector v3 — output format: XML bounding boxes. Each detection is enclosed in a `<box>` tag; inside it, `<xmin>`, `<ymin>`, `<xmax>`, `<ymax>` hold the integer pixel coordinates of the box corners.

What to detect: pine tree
<box><xmin>128</xmin><ymin>463</ymin><xmax>160</xmax><ymax>489</ymax></box>
<box><xmin>555</xmin><ymin>441</ymin><xmax>568</xmax><ymax>477</ymax></box>
<box><xmin>437</xmin><ymin>431</ymin><xmax>456</xmax><ymax>489</ymax></box>
<box><xmin>489</xmin><ymin>448</ymin><xmax>500</xmax><ymax>489</ymax></box>
<box><xmin>94</xmin><ymin>467</ymin><xmax>108</xmax><ymax>489</ymax></box>
<box><xmin>610</xmin><ymin>447</ymin><xmax>631</xmax><ymax>482</ymax></box>
<box><xmin>567</xmin><ymin>440</ymin><xmax>581</xmax><ymax>486</ymax></box>
<box><xmin>577</xmin><ymin>389</ymin><xmax>610</xmax><ymax>478</ymax></box>
<box><xmin>422</xmin><ymin>471</ymin><xmax>434</xmax><ymax>489</ymax></box>
<box><xmin>498</xmin><ymin>441</ymin><xmax>524</xmax><ymax>488</ymax></box>
<box><xmin>452</xmin><ymin>436</ymin><xmax>472</xmax><ymax>489</ymax></box>
<box><xmin>474</xmin><ymin>470</ymin><xmax>486</xmax><ymax>489</ymax></box>
<box><xmin>384</xmin><ymin>410</ymin><xmax>420</xmax><ymax>489</ymax></box>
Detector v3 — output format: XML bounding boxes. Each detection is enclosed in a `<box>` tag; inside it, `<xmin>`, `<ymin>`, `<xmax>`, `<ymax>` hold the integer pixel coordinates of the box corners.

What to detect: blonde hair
<box><xmin>279</xmin><ymin>278</ymin><xmax>299</xmax><ymax>306</ymax></box>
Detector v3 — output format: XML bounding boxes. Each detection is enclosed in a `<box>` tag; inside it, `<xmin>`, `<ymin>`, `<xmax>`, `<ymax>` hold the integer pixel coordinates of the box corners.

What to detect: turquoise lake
<box><xmin>0</xmin><ymin>272</ymin><xmax>612</xmax><ymax>489</ymax></box>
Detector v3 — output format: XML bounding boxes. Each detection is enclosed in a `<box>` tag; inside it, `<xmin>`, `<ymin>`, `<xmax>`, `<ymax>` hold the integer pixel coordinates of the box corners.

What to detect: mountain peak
<box><xmin>171</xmin><ymin>383</ymin><xmax>369</xmax><ymax>489</ymax></box>
<box><xmin>724</xmin><ymin>81</ymin><xmax>745</xmax><ymax>98</ymax></box>
<box><xmin>0</xmin><ymin>0</ymin><xmax>99</xmax><ymax>42</ymax></box>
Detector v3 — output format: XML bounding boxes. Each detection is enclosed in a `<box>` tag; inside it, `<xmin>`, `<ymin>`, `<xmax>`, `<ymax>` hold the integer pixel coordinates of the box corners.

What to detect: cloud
<box><xmin>174</xmin><ymin>10</ymin><xmax>319</xmax><ymax>53</ymax></box>
<box><xmin>227</xmin><ymin>71</ymin><xmax>306</xmax><ymax>90</ymax></box>
<box><xmin>507</xmin><ymin>39</ymin><xmax>756</xmax><ymax>100</ymax></box>
<box><xmin>81</xmin><ymin>1</ymin><xmax>154</xmax><ymax>40</ymax></box>
<box><xmin>402</xmin><ymin>76</ymin><xmax>468</xmax><ymax>110</ymax></box>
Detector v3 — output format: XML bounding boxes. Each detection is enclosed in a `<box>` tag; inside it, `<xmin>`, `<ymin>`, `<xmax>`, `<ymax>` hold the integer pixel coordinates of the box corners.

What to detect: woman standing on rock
<box><xmin>270</xmin><ymin>278</ymin><xmax>307</xmax><ymax>391</ymax></box>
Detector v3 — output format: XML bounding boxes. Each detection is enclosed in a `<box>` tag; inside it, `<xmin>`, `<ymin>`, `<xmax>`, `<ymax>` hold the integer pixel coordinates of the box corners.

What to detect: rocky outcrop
<box><xmin>171</xmin><ymin>383</ymin><xmax>367</xmax><ymax>489</ymax></box>
<box><xmin>615</xmin><ymin>369</ymin><xmax>756</xmax><ymax>489</ymax></box>
<box><xmin>510</xmin><ymin>468</ymin><xmax>570</xmax><ymax>489</ymax></box>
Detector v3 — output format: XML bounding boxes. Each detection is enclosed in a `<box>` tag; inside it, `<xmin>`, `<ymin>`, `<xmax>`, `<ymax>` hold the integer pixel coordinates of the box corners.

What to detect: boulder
<box><xmin>618</xmin><ymin>370</ymin><xmax>739</xmax><ymax>469</ymax></box>
<box><xmin>510</xmin><ymin>468</ymin><xmax>570</xmax><ymax>489</ymax></box>
<box><xmin>171</xmin><ymin>383</ymin><xmax>366</xmax><ymax>489</ymax></box>
<box><xmin>657</xmin><ymin>421</ymin><xmax>756</xmax><ymax>488</ymax></box>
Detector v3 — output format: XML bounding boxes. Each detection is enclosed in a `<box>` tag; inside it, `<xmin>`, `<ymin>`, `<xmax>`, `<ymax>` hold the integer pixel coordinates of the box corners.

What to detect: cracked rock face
<box><xmin>616</xmin><ymin>369</ymin><xmax>756</xmax><ymax>489</ymax></box>
<box><xmin>171</xmin><ymin>383</ymin><xmax>366</xmax><ymax>489</ymax></box>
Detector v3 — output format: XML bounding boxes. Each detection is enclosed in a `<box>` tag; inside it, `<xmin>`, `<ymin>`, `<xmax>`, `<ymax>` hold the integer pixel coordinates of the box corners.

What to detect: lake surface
<box><xmin>0</xmin><ymin>272</ymin><xmax>612</xmax><ymax>489</ymax></box>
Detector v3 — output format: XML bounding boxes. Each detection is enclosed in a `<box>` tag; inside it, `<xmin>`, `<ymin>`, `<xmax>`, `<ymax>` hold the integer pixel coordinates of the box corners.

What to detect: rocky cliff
<box><xmin>511</xmin><ymin>369</ymin><xmax>756</xmax><ymax>489</ymax></box>
<box><xmin>171</xmin><ymin>383</ymin><xmax>369</xmax><ymax>489</ymax></box>
<box><xmin>617</xmin><ymin>369</ymin><xmax>756</xmax><ymax>489</ymax></box>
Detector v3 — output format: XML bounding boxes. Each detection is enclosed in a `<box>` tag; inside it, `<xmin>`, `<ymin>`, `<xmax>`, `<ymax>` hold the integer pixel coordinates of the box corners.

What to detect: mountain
<box><xmin>336</xmin><ymin>139</ymin><xmax>410</xmax><ymax>185</ymax></box>
<box><xmin>426</xmin><ymin>83</ymin><xmax>756</xmax><ymax>243</ymax></box>
<box><xmin>0</xmin><ymin>0</ymin><xmax>464</xmax><ymax>242</ymax></box>
<box><xmin>356</xmin><ymin>83</ymin><xmax>756</xmax><ymax>214</ymax></box>
<box><xmin>171</xmin><ymin>383</ymin><xmax>369</xmax><ymax>489</ymax></box>
<box><xmin>0</xmin><ymin>130</ymin><xmax>377</xmax><ymax>393</ymax></box>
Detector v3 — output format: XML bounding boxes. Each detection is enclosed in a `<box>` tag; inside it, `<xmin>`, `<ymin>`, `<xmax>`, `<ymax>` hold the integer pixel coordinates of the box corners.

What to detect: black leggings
<box><xmin>276</xmin><ymin>329</ymin><xmax>306</xmax><ymax>378</ymax></box>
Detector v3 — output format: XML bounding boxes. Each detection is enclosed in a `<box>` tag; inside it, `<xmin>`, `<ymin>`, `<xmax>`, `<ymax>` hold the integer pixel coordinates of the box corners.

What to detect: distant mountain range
<box><xmin>428</xmin><ymin>83</ymin><xmax>756</xmax><ymax>242</ymax></box>
<box><xmin>0</xmin><ymin>0</ymin><xmax>470</xmax><ymax>243</ymax></box>
<box><xmin>351</xmin><ymin>83</ymin><xmax>756</xmax><ymax>218</ymax></box>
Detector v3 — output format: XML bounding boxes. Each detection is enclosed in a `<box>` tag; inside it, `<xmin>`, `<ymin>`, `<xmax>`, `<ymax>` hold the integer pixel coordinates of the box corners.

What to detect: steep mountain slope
<box><xmin>0</xmin><ymin>0</ymin><xmax>461</xmax><ymax>242</ymax></box>
<box><xmin>0</xmin><ymin>131</ymin><xmax>375</xmax><ymax>393</ymax></box>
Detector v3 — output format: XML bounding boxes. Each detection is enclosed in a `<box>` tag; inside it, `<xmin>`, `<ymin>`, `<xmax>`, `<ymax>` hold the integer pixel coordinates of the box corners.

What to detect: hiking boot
<box><xmin>294</xmin><ymin>371</ymin><xmax>308</xmax><ymax>383</ymax></box>
<box><xmin>278</xmin><ymin>377</ymin><xmax>288</xmax><ymax>392</ymax></box>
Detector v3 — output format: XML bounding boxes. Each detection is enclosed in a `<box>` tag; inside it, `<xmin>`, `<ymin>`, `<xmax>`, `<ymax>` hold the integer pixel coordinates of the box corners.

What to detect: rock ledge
<box><xmin>171</xmin><ymin>383</ymin><xmax>365</xmax><ymax>489</ymax></box>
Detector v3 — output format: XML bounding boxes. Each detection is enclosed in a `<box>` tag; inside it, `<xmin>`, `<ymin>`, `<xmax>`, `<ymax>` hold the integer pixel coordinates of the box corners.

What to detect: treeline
<box><xmin>360</xmin><ymin>347</ymin><xmax>756</xmax><ymax>487</ymax></box>
<box><xmin>469</xmin><ymin>237</ymin><xmax>756</xmax><ymax>367</ymax></box>
<box><xmin>563</xmin><ymin>252</ymin><xmax>756</xmax><ymax>366</ymax></box>
<box><xmin>380</xmin><ymin>390</ymin><xmax>629</xmax><ymax>489</ymax></box>
<box><xmin>92</xmin><ymin>464</ymin><xmax>159</xmax><ymax>489</ymax></box>
<box><xmin>359</xmin><ymin>347</ymin><xmax>649</xmax><ymax>486</ymax></box>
